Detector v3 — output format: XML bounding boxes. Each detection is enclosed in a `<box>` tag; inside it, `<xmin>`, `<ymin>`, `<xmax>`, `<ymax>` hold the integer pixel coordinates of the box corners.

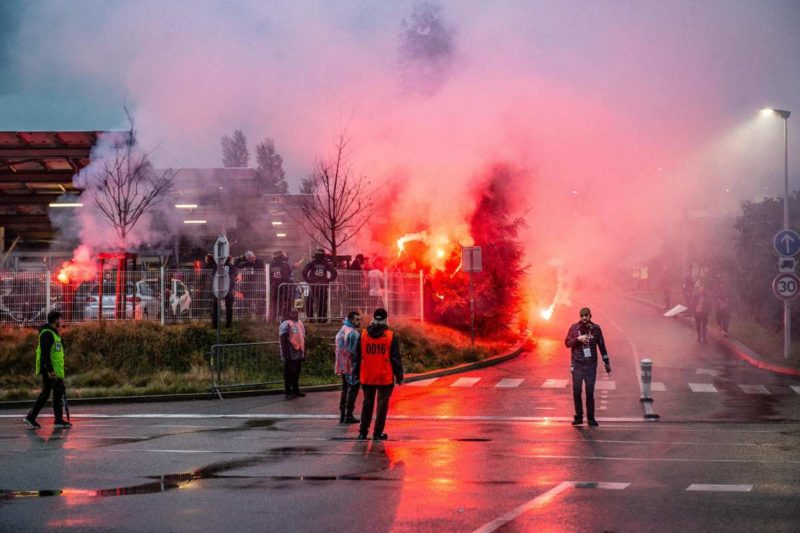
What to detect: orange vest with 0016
<box><xmin>359</xmin><ymin>329</ymin><xmax>394</xmax><ymax>386</ymax></box>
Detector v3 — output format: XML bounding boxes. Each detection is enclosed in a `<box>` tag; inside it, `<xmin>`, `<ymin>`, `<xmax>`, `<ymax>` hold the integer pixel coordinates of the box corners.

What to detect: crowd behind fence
<box><xmin>0</xmin><ymin>269</ymin><xmax>423</xmax><ymax>327</ymax></box>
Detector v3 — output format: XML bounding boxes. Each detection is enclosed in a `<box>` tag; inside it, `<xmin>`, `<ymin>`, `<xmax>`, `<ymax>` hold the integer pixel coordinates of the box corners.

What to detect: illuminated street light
<box><xmin>761</xmin><ymin>107</ymin><xmax>792</xmax><ymax>358</ymax></box>
<box><xmin>49</xmin><ymin>202</ymin><xmax>83</xmax><ymax>207</ymax></box>
<box><xmin>183</xmin><ymin>220</ymin><xmax>207</xmax><ymax>224</ymax></box>
<box><xmin>276</xmin><ymin>233</ymin><xmax>287</xmax><ymax>238</ymax></box>
<box><xmin>175</xmin><ymin>203</ymin><xmax>198</xmax><ymax>209</ymax></box>
<box><xmin>271</xmin><ymin>221</ymin><xmax>283</xmax><ymax>226</ymax></box>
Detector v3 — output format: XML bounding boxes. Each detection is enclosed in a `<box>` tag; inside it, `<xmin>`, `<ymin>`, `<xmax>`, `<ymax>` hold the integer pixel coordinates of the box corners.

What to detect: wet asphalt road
<box><xmin>1</xmin><ymin>293</ymin><xmax>799</xmax><ymax>532</ymax></box>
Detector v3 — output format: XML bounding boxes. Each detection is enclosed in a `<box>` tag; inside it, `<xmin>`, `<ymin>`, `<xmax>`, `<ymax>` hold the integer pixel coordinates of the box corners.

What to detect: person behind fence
<box><xmin>212</xmin><ymin>256</ymin><xmax>236</xmax><ymax>328</ymax></box>
<box><xmin>279</xmin><ymin>308</ymin><xmax>306</xmax><ymax>399</ymax></box>
<box><xmin>335</xmin><ymin>311</ymin><xmax>362</xmax><ymax>424</ymax></box>
<box><xmin>269</xmin><ymin>250</ymin><xmax>293</xmax><ymax>321</ymax></box>
<box><xmin>302</xmin><ymin>248</ymin><xmax>338</xmax><ymax>322</ymax></box>
<box><xmin>565</xmin><ymin>307</ymin><xmax>610</xmax><ymax>427</ymax></box>
<box><xmin>368</xmin><ymin>258</ymin><xmax>385</xmax><ymax>310</ymax></box>
<box><xmin>23</xmin><ymin>311</ymin><xmax>72</xmax><ymax>429</ymax></box>
<box><xmin>235</xmin><ymin>251</ymin><xmax>267</xmax><ymax>318</ymax></box>
<box><xmin>352</xmin><ymin>308</ymin><xmax>403</xmax><ymax>441</ymax></box>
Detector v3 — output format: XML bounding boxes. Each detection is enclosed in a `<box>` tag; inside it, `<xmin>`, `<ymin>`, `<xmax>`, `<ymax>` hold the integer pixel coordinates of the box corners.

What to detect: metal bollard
<box><xmin>640</xmin><ymin>358</ymin><xmax>653</xmax><ymax>402</ymax></box>
<box><xmin>639</xmin><ymin>358</ymin><xmax>660</xmax><ymax>419</ymax></box>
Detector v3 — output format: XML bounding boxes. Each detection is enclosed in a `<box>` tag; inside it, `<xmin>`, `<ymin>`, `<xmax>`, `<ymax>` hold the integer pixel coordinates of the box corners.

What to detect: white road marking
<box><xmin>792</xmin><ymin>385</ymin><xmax>800</xmax><ymax>395</ymax></box>
<box><xmin>689</xmin><ymin>383</ymin><xmax>718</xmax><ymax>393</ymax></box>
<box><xmin>696</xmin><ymin>368</ymin><xmax>720</xmax><ymax>377</ymax></box>
<box><xmin>651</xmin><ymin>382</ymin><xmax>666</xmax><ymax>392</ymax></box>
<box><xmin>738</xmin><ymin>384</ymin><xmax>771</xmax><ymax>395</ymax></box>
<box><xmin>595</xmin><ymin>381</ymin><xmax>616</xmax><ymax>391</ymax></box>
<box><xmin>450</xmin><ymin>377</ymin><xmax>481</xmax><ymax>387</ymax></box>
<box><xmin>495</xmin><ymin>379</ymin><xmax>524</xmax><ymax>388</ymax></box>
<box><xmin>408</xmin><ymin>378</ymin><xmax>438</xmax><ymax>387</ymax></box>
<box><xmin>686</xmin><ymin>484</ymin><xmax>753</xmax><ymax>492</ymax></box>
<box><xmin>0</xmin><ymin>413</ymin><xmax>651</xmax><ymax>423</ymax></box>
<box><xmin>472</xmin><ymin>481</ymin><xmax>629</xmax><ymax>533</ymax></box>
<box><xmin>541</xmin><ymin>379</ymin><xmax>568</xmax><ymax>388</ymax></box>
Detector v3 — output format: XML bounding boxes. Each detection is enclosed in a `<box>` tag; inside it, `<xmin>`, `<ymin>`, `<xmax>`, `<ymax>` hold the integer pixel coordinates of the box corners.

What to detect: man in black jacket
<box><xmin>352</xmin><ymin>308</ymin><xmax>403</xmax><ymax>441</ymax></box>
<box><xmin>269</xmin><ymin>251</ymin><xmax>294</xmax><ymax>321</ymax></box>
<box><xmin>302</xmin><ymin>248</ymin><xmax>338</xmax><ymax>322</ymax></box>
<box><xmin>564</xmin><ymin>307</ymin><xmax>611</xmax><ymax>427</ymax></box>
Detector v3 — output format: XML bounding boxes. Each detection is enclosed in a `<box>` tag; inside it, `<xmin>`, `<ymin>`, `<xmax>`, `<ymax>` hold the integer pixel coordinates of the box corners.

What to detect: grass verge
<box><xmin>0</xmin><ymin>320</ymin><xmax>517</xmax><ymax>402</ymax></box>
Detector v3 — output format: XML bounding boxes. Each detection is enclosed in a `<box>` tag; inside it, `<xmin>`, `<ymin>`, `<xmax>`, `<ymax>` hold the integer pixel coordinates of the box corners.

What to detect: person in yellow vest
<box><xmin>352</xmin><ymin>308</ymin><xmax>403</xmax><ymax>441</ymax></box>
<box><xmin>23</xmin><ymin>311</ymin><xmax>71</xmax><ymax>429</ymax></box>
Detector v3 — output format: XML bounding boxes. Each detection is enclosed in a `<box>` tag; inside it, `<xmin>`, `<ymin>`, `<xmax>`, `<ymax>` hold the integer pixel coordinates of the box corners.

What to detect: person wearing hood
<box><xmin>24</xmin><ymin>311</ymin><xmax>71</xmax><ymax>429</ymax></box>
<box><xmin>335</xmin><ymin>311</ymin><xmax>362</xmax><ymax>424</ymax></box>
<box><xmin>352</xmin><ymin>308</ymin><xmax>403</xmax><ymax>441</ymax></box>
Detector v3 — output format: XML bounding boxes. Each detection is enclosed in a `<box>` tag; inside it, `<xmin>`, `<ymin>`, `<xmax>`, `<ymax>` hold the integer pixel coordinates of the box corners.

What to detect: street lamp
<box><xmin>762</xmin><ymin>107</ymin><xmax>792</xmax><ymax>358</ymax></box>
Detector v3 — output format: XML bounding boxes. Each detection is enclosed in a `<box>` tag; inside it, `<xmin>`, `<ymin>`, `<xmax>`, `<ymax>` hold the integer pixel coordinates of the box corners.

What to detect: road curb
<box><xmin>626</xmin><ymin>295</ymin><xmax>800</xmax><ymax>377</ymax></box>
<box><xmin>0</xmin><ymin>337</ymin><xmax>529</xmax><ymax>410</ymax></box>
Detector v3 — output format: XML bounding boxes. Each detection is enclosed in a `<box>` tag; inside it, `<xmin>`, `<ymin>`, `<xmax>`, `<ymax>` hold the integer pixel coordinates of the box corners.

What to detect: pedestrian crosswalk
<box><xmin>403</xmin><ymin>376</ymin><xmax>800</xmax><ymax>395</ymax></box>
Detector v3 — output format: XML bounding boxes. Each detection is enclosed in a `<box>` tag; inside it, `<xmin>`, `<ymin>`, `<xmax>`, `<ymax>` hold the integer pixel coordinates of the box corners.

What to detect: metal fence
<box><xmin>0</xmin><ymin>268</ymin><xmax>423</xmax><ymax>326</ymax></box>
<box><xmin>210</xmin><ymin>341</ymin><xmax>283</xmax><ymax>399</ymax></box>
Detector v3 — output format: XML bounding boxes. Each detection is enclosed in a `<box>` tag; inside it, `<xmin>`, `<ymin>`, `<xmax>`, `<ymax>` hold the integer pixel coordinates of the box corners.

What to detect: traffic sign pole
<box><xmin>773</xmin><ymin>230</ymin><xmax>798</xmax><ymax>359</ymax></box>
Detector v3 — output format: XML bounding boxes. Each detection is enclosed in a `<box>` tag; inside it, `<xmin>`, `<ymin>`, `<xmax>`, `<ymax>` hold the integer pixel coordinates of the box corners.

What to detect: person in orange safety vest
<box><xmin>352</xmin><ymin>308</ymin><xmax>403</xmax><ymax>441</ymax></box>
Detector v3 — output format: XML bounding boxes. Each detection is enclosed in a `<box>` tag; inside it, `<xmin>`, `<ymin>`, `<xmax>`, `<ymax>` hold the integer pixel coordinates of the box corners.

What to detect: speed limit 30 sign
<box><xmin>773</xmin><ymin>272</ymin><xmax>800</xmax><ymax>300</ymax></box>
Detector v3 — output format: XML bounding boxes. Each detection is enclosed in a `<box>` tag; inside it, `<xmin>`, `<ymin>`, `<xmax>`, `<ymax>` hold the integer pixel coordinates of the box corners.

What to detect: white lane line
<box><xmin>686</xmin><ymin>484</ymin><xmax>753</xmax><ymax>492</ymax></box>
<box><xmin>451</xmin><ymin>377</ymin><xmax>481</xmax><ymax>387</ymax></box>
<box><xmin>792</xmin><ymin>385</ymin><xmax>800</xmax><ymax>395</ymax></box>
<box><xmin>689</xmin><ymin>383</ymin><xmax>718</xmax><ymax>393</ymax></box>
<box><xmin>541</xmin><ymin>379</ymin><xmax>568</xmax><ymax>388</ymax></box>
<box><xmin>696</xmin><ymin>369</ymin><xmax>720</xmax><ymax>377</ymax></box>
<box><xmin>600</xmin><ymin>313</ymin><xmax>647</xmax><ymax>401</ymax></box>
<box><xmin>0</xmin><ymin>413</ymin><xmax>652</xmax><ymax>423</ymax></box>
<box><xmin>408</xmin><ymin>378</ymin><xmax>438</xmax><ymax>387</ymax></box>
<box><xmin>651</xmin><ymin>382</ymin><xmax>666</xmax><ymax>392</ymax></box>
<box><xmin>595</xmin><ymin>381</ymin><xmax>616</xmax><ymax>390</ymax></box>
<box><xmin>738</xmin><ymin>384</ymin><xmax>771</xmax><ymax>395</ymax></box>
<box><xmin>472</xmin><ymin>481</ymin><xmax>629</xmax><ymax>533</ymax></box>
<box><xmin>495</xmin><ymin>379</ymin><xmax>524</xmax><ymax>388</ymax></box>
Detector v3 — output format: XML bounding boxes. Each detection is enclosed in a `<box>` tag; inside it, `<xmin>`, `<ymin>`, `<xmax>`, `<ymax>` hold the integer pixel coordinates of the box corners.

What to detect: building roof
<box><xmin>0</xmin><ymin>132</ymin><xmax>99</xmax><ymax>245</ymax></box>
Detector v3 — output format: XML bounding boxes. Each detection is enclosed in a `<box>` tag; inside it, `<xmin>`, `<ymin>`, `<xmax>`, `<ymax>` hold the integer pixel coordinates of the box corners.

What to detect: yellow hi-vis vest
<box><xmin>35</xmin><ymin>329</ymin><xmax>65</xmax><ymax>379</ymax></box>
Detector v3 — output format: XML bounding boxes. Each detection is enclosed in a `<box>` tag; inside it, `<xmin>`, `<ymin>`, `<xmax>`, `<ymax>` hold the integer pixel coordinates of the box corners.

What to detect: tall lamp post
<box><xmin>762</xmin><ymin>108</ymin><xmax>792</xmax><ymax>358</ymax></box>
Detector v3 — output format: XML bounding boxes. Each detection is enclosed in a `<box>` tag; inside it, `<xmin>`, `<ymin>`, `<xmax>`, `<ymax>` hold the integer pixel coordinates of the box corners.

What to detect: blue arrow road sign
<box><xmin>773</xmin><ymin>230</ymin><xmax>800</xmax><ymax>257</ymax></box>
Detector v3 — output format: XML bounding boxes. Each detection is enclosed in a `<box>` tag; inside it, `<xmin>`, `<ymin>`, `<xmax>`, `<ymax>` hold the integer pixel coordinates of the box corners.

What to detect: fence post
<box><xmin>160</xmin><ymin>266</ymin><xmax>165</xmax><ymax>326</ymax></box>
<box><xmin>265</xmin><ymin>264</ymin><xmax>270</xmax><ymax>322</ymax></box>
<box><xmin>384</xmin><ymin>268</ymin><xmax>391</xmax><ymax>316</ymax></box>
<box><xmin>419</xmin><ymin>270</ymin><xmax>424</xmax><ymax>322</ymax></box>
<box><xmin>45</xmin><ymin>271</ymin><xmax>51</xmax><ymax>315</ymax></box>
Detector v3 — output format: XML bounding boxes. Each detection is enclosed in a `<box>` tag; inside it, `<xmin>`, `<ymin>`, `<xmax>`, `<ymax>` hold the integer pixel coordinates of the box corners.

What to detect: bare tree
<box><xmin>296</xmin><ymin>134</ymin><xmax>373</xmax><ymax>257</ymax></box>
<box><xmin>83</xmin><ymin>109</ymin><xmax>176</xmax><ymax>245</ymax></box>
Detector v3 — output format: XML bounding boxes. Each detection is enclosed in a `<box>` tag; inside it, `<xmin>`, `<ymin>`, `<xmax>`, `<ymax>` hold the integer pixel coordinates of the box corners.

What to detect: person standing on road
<box><xmin>564</xmin><ymin>307</ymin><xmax>610</xmax><ymax>427</ymax></box>
<box><xmin>352</xmin><ymin>308</ymin><xmax>403</xmax><ymax>441</ymax></box>
<box><xmin>335</xmin><ymin>311</ymin><xmax>362</xmax><ymax>424</ymax></box>
<box><xmin>692</xmin><ymin>286</ymin><xmax>712</xmax><ymax>343</ymax></box>
<box><xmin>279</xmin><ymin>309</ymin><xmax>306</xmax><ymax>399</ymax></box>
<box><xmin>24</xmin><ymin>311</ymin><xmax>72</xmax><ymax>429</ymax></box>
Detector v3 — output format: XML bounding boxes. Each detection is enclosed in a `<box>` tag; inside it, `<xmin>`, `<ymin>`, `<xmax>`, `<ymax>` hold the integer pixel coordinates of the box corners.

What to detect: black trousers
<box><xmin>359</xmin><ymin>384</ymin><xmax>394</xmax><ymax>436</ymax></box>
<box><xmin>305</xmin><ymin>285</ymin><xmax>329</xmax><ymax>321</ymax></box>
<box><xmin>28</xmin><ymin>373</ymin><xmax>65</xmax><ymax>422</ymax></box>
<box><xmin>284</xmin><ymin>359</ymin><xmax>302</xmax><ymax>394</ymax></box>
<box><xmin>339</xmin><ymin>376</ymin><xmax>360</xmax><ymax>417</ymax></box>
<box><xmin>572</xmin><ymin>361</ymin><xmax>597</xmax><ymax>420</ymax></box>
<box><xmin>695</xmin><ymin>313</ymin><xmax>709</xmax><ymax>341</ymax></box>
<box><xmin>212</xmin><ymin>294</ymin><xmax>234</xmax><ymax>327</ymax></box>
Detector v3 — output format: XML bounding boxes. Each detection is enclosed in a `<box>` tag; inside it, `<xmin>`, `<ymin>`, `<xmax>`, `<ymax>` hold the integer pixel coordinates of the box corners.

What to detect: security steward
<box><xmin>24</xmin><ymin>310</ymin><xmax>72</xmax><ymax>429</ymax></box>
<box><xmin>564</xmin><ymin>307</ymin><xmax>610</xmax><ymax>427</ymax></box>
<box><xmin>352</xmin><ymin>308</ymin><xmax>403</xmax><ymax>440</ymax></box>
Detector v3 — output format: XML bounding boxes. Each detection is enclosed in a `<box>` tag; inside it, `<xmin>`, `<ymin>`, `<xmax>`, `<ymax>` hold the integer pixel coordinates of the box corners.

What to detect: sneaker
<box><xmin>54</xmin><ymin>420</ymin><xmax>72</xmax><ymax>429</ymax></box>
<box><xmin>572</xmin><ymin>417</ymin><xmax>583</xmax><ymax>426</ymax></box>
<box><xmin>373</xmin><ymin>433</ymin><xmax>388</xmax><ymax>441</ymax></box>
<box><xmin>344</xmin><ymin>416</ymin><xmax>360</xmax><ymax>424</ymax></box>
<box><xmin>23</xmin><ymin>416</ymin><xmax>41</xmax><ymax>429</ymax></box>
<box><xmin>357</xmin><ymin>433</ymin><xmax>368</xmax><ymax>440</ymax></box>
<box><xmin>588</xmin><ymin>419</ymin><xmax>599</xmax><ymax>427</ymax></box>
